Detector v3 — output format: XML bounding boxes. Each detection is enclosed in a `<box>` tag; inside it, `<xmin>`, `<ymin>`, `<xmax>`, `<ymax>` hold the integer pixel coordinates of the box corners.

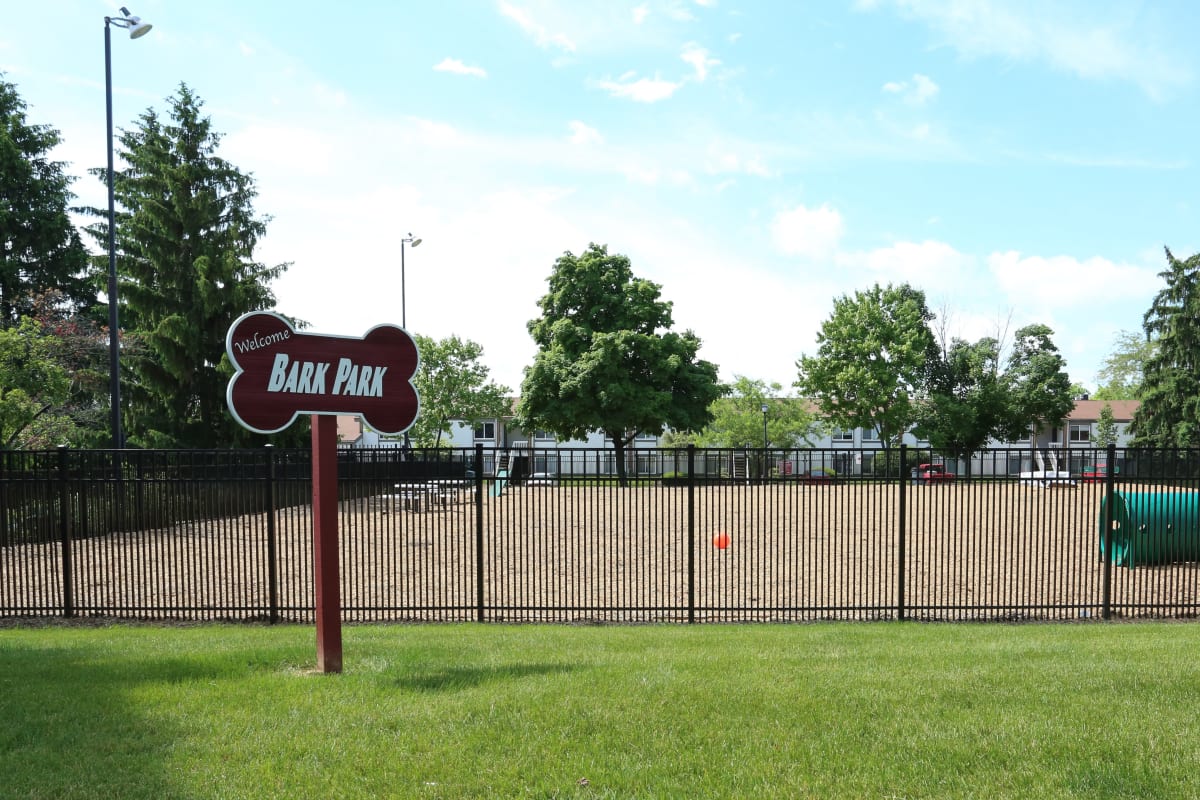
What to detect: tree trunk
<box><xmin>611</xmin><ymin>432</ymin><xmax>629</xmax><ymax>487</ymax></box>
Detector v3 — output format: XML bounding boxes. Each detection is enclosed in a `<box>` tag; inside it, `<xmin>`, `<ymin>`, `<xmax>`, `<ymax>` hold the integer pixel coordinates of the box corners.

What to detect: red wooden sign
<box><xmin>225</xmin><ymin>311</ymin><xmax>420</xmax><ymax>435</ymax></box>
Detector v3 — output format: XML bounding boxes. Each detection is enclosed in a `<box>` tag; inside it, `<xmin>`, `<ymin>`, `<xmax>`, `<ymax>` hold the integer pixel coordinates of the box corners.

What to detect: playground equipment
<box><xmin>1019</xmin><ymin>449</ymin><xmax>1076</xmax><ymax>488</ymax></box>
<box><xmin>1100</xmin><ymin>490</ymin><xmax>1200</xmax><ymax>567</ymax></box>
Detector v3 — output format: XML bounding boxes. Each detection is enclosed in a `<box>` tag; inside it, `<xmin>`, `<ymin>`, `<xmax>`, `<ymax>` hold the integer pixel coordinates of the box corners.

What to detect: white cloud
<box><xmin>632</xmin><ymin>3</ymin><xmax>650</xmax><ymax>24</ymax></box>
<box><xmin>434</xmin><ymin>58</ymin><xmax>487</xmax><ymax>78</ymax></box>
<box><xmin>852</xmin><ymin>239</ymin><xmax>974</xmax><ymax>296</ymax></box>
<box><xmin>771</xmin><ymin>204</ymin><xmax>846</xmax><ymax>260</ymax></box>
<box><xmin>681</xmin><ymin>43</ymin><xmax>720</xmax><ymax>81</ymax></box>
<box><xmin>882</xmin><ymin>73</ymin><xmax>939</xmax><ymax>105</ymax></box>
<box><xmin>704</xmin><ymin>143</ymin><xmax>772</xmax><ymax>177</ymax></box>
<box><xmin>223</xmin><ymin>125</ymin><xmax>338</xmax><ymax>177</ymax></box>
<box><xmin>498</xmin><ymin>2</ymin><xmax>577</xmax><ymax>53</ymax></box>
<box><xmin>987</xmin><ymin>251</ymin><xmax>1161</xmax><ymax>311</ymax></box>
<box><xmin>867</xmin><ymin>0</ymin><xmax>1191</xmax><ymax>99</ymax></box>
<box><xmin>596</xmin><ymin>74</ymin><xmax>683</xmax><ymax>103</ymax></box>
<box><xmin>567</xmin><ymin>120</ymin><xmax>603</xmax><ymax>145</ymax></box>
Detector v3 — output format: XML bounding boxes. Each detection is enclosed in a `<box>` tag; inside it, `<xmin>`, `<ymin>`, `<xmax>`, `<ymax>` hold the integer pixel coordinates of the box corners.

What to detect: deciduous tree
<box><xmin>912</xmin><ymin>336</ymin><xmax>1009</xmax><ymax>471</ymax></box>
<box><xmin>996</xmin><ymin>323</ymin><xmax>1075</xmax><ymax>444</ymax></box>
<box><xmin>0</xmin><ymin>318</ymin><xmax>70</xmax><ymax>447</ymax></box>
<box><xmin>409</xmin><ymin>334</ymin><xmax>510</xmax><ymax>448</ymax></box>
<box><xmin>1093</xmin><ymin>330</ymin><xmax>1155</xmax><ymax>401</ymax></box>
<box><xmin>697</xmin><ymin>376</ymin><xmax>818</xmax><ymax>449</ymax></box>
<box><xmin>795</xmin><ymin>282</ymin><xmax>937</xmax><ymax>450</ymax></box>
<box><xmin>517</xmin><ymin>243</ymin><xmax>721</xmax><ymax>485</ymax></box>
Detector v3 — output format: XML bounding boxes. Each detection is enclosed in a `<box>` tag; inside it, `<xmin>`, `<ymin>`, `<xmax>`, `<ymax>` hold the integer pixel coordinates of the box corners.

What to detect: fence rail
<box><xmin>2</xmin><ymin>444</ymin><xmax>1199</xmax><ymax>623</ymax></box>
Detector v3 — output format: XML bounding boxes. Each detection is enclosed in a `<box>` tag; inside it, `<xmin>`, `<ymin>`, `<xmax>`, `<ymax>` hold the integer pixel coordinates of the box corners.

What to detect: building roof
<box><xmin>1067</xmin><ymin>399</ymin><xmax>1140</xmax><ymax>422</ymax></box>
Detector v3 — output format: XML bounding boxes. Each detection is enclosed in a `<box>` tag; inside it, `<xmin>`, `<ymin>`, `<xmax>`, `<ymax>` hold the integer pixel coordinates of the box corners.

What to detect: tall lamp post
<box><xmin>400</xmin><ymin>233</ymin><xmax>422</xmax><ymax>330</ymax></box>
<box><xmin>104</xmin><ymin>7</ymin><xmax>152</xmax><ymax>449</ymax></box>
<box><xmin>761</xmin><ymin>403</ymin><xmax>769</xmax><ymax>483</ymax></box>
<box><xmin>761</xmin><ymin>403</ymin><xmax>769</xmax><ymax>451</ymax></box>
<box><xmin>399</xmin><ymin>233</ymin><xmax>421</xmax><ymax>453</ymax></box>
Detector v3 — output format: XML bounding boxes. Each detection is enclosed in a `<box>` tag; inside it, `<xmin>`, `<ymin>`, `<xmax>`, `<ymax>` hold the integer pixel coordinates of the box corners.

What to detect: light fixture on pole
<box><xmin>400</xmin><ymin>233</ymin><xmax>421</xmax><ymax>330</ymax></box>
<box><xmin>761</xmin><ymin>403</ymin><xmax>770</xmax><ymax>483</ymax></box>
<box><xmin>104</xmin><ymin>6</ymin><xmax>152</xmax><ymax>449</ymax></box>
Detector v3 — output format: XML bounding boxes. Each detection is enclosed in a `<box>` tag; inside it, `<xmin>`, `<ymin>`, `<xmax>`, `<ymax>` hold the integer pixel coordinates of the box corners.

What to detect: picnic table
<box><xmin>390</xmin><ymin>479</ymin><xmax>471</xmax><ymax>511</ymax></box>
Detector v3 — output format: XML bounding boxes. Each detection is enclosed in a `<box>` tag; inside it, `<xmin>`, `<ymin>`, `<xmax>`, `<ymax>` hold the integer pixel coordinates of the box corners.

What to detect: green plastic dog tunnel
<box><xmin>1100</xmin><ymin>491</ymin><xmax>1200</xmax><ymax>567</ymax></box>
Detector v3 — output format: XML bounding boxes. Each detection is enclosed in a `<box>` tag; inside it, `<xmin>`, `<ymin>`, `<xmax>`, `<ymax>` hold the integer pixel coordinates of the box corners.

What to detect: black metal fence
<box><xmin>2</xmin><ymin>444</ymin><xmax>1199</xmax><ymax>623</ymax></box>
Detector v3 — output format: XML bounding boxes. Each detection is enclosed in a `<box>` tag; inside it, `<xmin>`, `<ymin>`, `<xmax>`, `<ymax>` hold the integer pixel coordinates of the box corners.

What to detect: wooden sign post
<box><xmin>225</xmin><ymin>311</ymin><xmax>420</xmax><ymax>673</ymax></box>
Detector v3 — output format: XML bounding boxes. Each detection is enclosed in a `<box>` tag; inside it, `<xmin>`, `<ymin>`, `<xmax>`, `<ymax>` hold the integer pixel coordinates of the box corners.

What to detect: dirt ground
<box><xmin>3</xmin><ymin>482</ymin><xmax>1199</xmax><ymax>622</ymax></box>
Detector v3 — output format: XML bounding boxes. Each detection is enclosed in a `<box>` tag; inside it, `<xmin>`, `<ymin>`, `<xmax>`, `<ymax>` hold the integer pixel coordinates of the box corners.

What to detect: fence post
<box><xmin>687</xmin><ymin>444</ymin><xmax>696</xmax><ymax>624</ymax></box>
<box><xmin>897</xmin><ymin>443</ymin><xmax>907</xmax><ymax>621</ymax></box>
<box><xmin>265</xmin><ymin>445</ymin><xmax>279</xmax><ymax>624</ymax></box>
<box><xmin>57</xmin><ymin>445</ymin><xmax>74</xmax><ymax>619</ymax></box>
<box><xmin>1102</xmin><ymin>442</ymin><xmax>1116</xmax><ymax>620</ymax></box>
<box><xmin>475</xmin><ymin>443</ymin><xmax>485</xmax><ymax>622</ymax></box>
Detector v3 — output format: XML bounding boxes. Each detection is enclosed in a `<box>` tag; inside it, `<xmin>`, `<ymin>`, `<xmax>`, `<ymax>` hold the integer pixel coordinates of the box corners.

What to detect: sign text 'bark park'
<box><xmin>225</xmin><ymin>311</ymin><xmax>420</xmax><ymax>435</ymax></box>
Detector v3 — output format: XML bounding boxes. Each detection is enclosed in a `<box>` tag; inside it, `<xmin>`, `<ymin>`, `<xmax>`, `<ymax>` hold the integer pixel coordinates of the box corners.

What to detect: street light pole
<box><xmin>761</xmin><ymin>403</ymin><xmax>769</xmax><ymax>483</ymax></box>
<box><xmin>399</xmin><ymin>233</ymin><xmax>421</xmax><ymax>454</ymax></box>
<box><xmin>104</xmin><ymin>7</ymin><xmax>152</xmax><ymax>449</ymax></box>
<box><xmin>400</xmin><ymin>233</ymin><xmax>422</xmax><ymax>330</ymax></box>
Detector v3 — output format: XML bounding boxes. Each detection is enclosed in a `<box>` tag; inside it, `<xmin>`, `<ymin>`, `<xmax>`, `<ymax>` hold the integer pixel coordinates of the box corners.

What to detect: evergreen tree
<box><xmin>90</xmin><ymin>84</ymin><xmax>290</xmax><ymax>447</ymax></box>
<box><xmin>1132</xmin><ymin>248</ymin><xmax>1200</xmax><ymax>447</ymax></box>
<box><xmin>0</xmin><ymin>75</ymin><xmax>92</xmax><ymax>327</ymax></box>
<box><xmin>1095</xmin><ymin>403</ymin><xmax>1118</xmax><ymax>449</ymax></box>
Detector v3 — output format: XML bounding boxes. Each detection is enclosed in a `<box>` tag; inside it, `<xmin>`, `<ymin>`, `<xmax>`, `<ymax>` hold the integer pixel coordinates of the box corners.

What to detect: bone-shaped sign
<box><xmin>225</xmin><ymin>311</ymin><xmax>420</xmax><ymax>435</ymax></box>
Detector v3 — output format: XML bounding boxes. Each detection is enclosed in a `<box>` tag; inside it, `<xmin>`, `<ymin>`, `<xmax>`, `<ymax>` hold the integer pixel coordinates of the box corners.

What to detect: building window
<box><xmin>534</xmin><ymin>429</ymin><xmax>555</xmax><ymax>441</ymax></box>
<box><xmin>832</xmin><ymin>428</ymin><xmax>854</xmax><ymax>442</ymax></box>
<box><xmin>474</xmin><ymin>421</ymin><xmax>496</xmax><ymax>440</ymax></box>
<box><xmin>861</xmin><ymin>427</ymin><xmax>880</xmax><ymax>441</ymax></box>
<box><xmin>635</xmin><ymin>431</ymin><xmax>659</xmax><ymax>442</ymax></box>
<box><xmin>1069</xmin><ymin>424</ymin><xmax>1091</xmax><ymax>443</ymax></box>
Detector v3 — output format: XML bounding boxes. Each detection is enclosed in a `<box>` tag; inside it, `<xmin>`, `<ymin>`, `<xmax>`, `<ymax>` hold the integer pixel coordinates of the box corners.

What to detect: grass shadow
<box><xmin>389</xmin><ymin>661</ymin><xmax>578</xmax><ymax>693</ymax></box>
<box><xmin>0</xmin><ymin>636</ymin><xmax>256</xmax><ymax>799</ymax></box>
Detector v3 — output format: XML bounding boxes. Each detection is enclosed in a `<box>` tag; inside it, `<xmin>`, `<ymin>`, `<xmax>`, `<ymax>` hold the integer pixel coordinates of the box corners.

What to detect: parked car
<box><xmin>800</xmin><ymin>466</ymin><xmax>837</xmax><ymax>485</ymax></box>
<box><xmin>1081</xmin><ymin>464</ymin><xmax>1117</xmax><ymax>484</ymax></box>
<box><xmin>912</xmin><ymin>463</ymin><xmax>955</xmax><ymax>484</ymax></box>
<box><xmin>526</xmin><ymin>472</ymin><xmax>559</xmax><ymax>487</ymax></box>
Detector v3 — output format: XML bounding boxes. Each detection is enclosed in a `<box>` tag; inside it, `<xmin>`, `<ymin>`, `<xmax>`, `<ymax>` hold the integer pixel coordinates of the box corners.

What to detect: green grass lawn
<box><xmin>2</xmin><ymin>621</ymin><xmax>1199</xmax><ymax>799</ymax></box>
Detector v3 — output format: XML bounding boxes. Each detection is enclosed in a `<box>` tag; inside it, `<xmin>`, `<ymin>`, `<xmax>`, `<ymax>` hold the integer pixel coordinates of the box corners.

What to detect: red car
<box><xmin>1081</xmin><ymin>464</ymin><xmax>1116</xmax><ymax>484</ymax></box>
<box><xmin>800</xmin><ymin>467</ymin><xmax>837</xmax><ymax>485</ymax></box>
<box><xmin>913</xmin><ymin>463</ymin><xmax>955</xmax><ymax>484</ymax></box>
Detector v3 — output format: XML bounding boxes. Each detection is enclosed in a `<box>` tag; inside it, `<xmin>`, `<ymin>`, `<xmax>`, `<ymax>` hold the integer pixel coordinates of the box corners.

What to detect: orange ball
<box><xmin>713</xmin><ymin>532</ymin><xmax>731</xmax><ymax>549</ymax></box>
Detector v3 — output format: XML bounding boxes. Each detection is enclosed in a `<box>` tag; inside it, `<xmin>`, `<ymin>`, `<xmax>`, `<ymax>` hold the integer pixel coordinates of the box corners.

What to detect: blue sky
<box><xmin>3</xmin><ymin>1</ymin><xmax>1196</xmax><ymax>394</ymax></box>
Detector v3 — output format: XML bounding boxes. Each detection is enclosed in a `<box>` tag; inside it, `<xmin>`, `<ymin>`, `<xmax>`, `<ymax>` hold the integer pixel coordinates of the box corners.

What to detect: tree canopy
<box><xmin>1132</xmin><ymin>248</ymin><xmax>1200</xmax><ymax>447</ymax></box>
<box><xmin>88</xmin><ymin>84</ymin><xmax>291</xmax><ymax>448</ymax></box>
<box><xmin>409</xmin><ymin>334</ymin><xmax>510</xmax><ymax>448</ymax></box>
<box><xmin>795</xmin><ymin>282</ymin><xmax>937</xmax><ymax>449</ymax></box>
<box><xmin>0</xmin><ymin>317</ymin><xmax>70</xmax><ymax>447</ymax></box>
<box><xmin>695</xmin><ymin>376</ymin><xmax>818</xmax><ymax>449</ymax></box>
<box><xmin>912</xmin><ymin>336</ymin><xmax>1010</xmax><ymax>467</ymax></box>
<box><xmin>994</xmin><ymin>323</ymin><xmax>1076</xmax><ymax>443</ymax></box>
<box><xmin>1093</xmin><ymin>330</ymin><xmax>1154</xmax><ymax>401</ymax></box>
<box><xmin>517</xmin><ymin>243</ymin><xmax>721</xmax><ymax>484</ymax></box>
<box><xmin>0</xmin><ymin>75</ymin><xmax>91</xmax><ymax>327</ymax></box>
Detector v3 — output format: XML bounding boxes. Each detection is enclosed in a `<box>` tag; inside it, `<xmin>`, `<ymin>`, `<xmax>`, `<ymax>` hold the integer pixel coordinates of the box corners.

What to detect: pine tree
<box><xmin>1132</xmin><ymin>248</ymin><xmax>1200</xmax><ymax>447</ymax></box>
<box><xmin>0</xmin><ymin>75</ymin><xmax>92</xmax><ymax>327</ymax></box>
<box><xmin>92</xmin><ymin>84</ymin><xmax>290</xmax><ymax>447</ymax></box>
